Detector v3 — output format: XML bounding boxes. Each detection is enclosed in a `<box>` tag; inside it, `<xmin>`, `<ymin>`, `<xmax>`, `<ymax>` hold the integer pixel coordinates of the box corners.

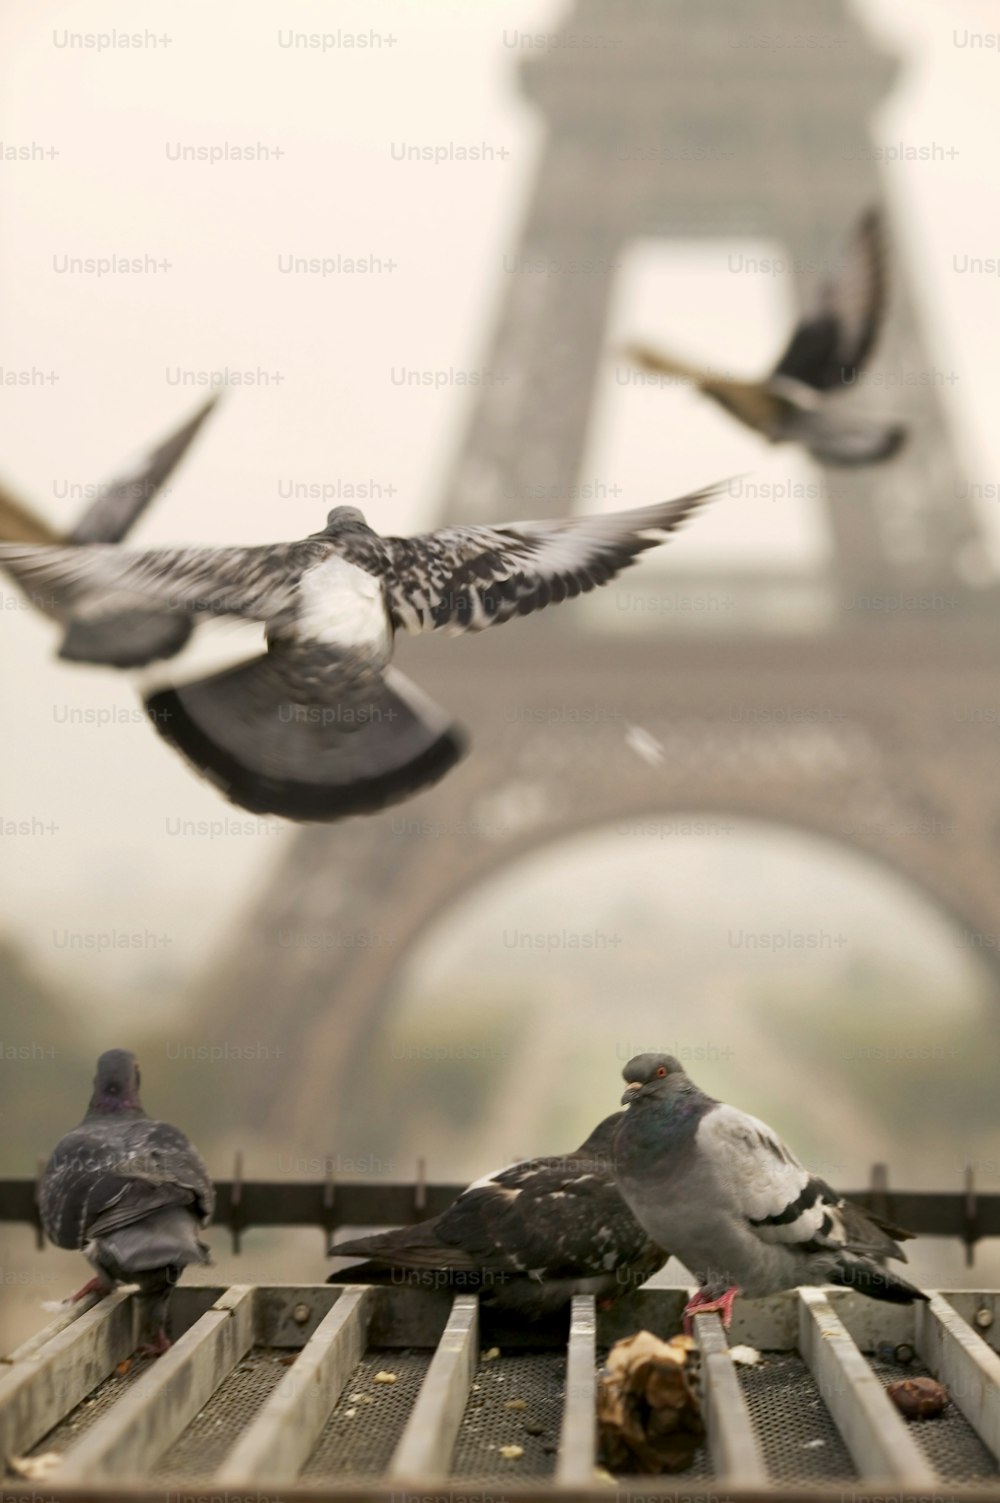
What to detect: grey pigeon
<box><xmin>0</xmin><ymin>485</ymin><xmax>719</xmax><ymax>820</ymax></box>
<box><xmin>1</xmin><ymin>395</ymin><xmax>219</xmax><ymax>666</ymax></box>
<box><xmin>39</xmin><ymin>1049</ymin><xmax>214</xmax><ymax>1354</ymax></box>
<box><xmin>328</xmin><ymin>1112</ymin><xmax>667</xmax><ymax>1317</ymax></box>
<box><xmin>613</xmin><ymin>1053</ymin><xmax>925</xmax><ymax>1329</ymax></box>
<box><xmin>625</xmin><ymin>209</ymin><xmax>906</xmax><ymax>466</ymax></box>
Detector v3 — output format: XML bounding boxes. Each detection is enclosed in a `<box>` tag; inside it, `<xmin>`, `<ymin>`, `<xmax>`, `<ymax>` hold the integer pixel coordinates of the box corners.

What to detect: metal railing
<box><xmin>1</xmin><ymin>1160</ymin><xmax>998</xmax><ymax>1261</ymax></box>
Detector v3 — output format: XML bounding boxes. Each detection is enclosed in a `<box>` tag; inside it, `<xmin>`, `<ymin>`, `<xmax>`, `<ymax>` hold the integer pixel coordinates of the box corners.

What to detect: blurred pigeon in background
<box><xmin>625</xmin><ymin>209</ymin><xmax>906</xmax><ymax>465</ymax></box>
<box><xmin>613</xmin><ymin>1052</ymin><xmax>925</xmax><ymax>1329</ymax></box>
<box><xmin>39</xmin><ymin>1049</ymin><xmax>214</xmax><ymax>1355</ymax></box>
<box><xmin>0</xmin><ymin>485</ymin><xmax>719</xmax><ymax>820</ymax></box>
<box><xmin>1</xmin><ymin>394</ymin><xmax>218</xmax><ymax>665</ymax></box>
<box><xmin>328</xmin><ymin>1112</ymin><xmax>667</xmax><ymax>1316</ymax></box>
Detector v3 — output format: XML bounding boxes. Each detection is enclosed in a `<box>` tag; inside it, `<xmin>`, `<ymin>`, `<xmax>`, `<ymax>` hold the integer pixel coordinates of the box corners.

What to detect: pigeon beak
<box><xmin>621</xmin><ymin>1081</ymin><xmax>642</xmax><ymax>1105</ymax></box>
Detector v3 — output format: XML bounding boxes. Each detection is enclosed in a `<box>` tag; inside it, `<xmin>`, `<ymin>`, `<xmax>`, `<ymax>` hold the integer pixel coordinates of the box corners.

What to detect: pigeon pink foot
<box><xmin>70</xmin><ymin>1275</ymin><xmax>113</xmax><ymax>1302</ymax></box>
<box><xmin>683</xmin><ymin>1285</ymin><xmax>741</xmax><ymax>1335</ymax></box>
<box><xmin>137</xmin><ymin>1329</ymin><xmax>172</xmax><ymax>1357</ymax></box>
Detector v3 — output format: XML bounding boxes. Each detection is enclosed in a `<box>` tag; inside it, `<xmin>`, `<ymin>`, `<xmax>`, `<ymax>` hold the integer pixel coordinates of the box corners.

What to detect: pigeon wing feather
<box><xmin>363</xmin><ymin>486</ymin><xmax>720</xmax><ymax>635</ymax></box>
<box><xmin>0</xmin><ymin>540</ymin><xmax>307</xmax><ymax>624</ymax></box>
<box><xmin>770</xmin><ymin>209</ymin><xmax>886</xmax><ymax>392</ymax></box>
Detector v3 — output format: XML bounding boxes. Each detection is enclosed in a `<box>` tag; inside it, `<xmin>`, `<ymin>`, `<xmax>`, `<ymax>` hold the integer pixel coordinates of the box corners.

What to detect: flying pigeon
<box><xmin>0</xmin><ymin>485</ymin><xmax>719</xmax><ymax>820</ymax></box>
<box><xmin>1</xmin><ymin>394</ymin><xmax>219</xmax><ymax>666</ymax></box>
<box><xmin>613</xmin><ymin>1053</ymin><xmax>925</xmax><ymax>1330</ymax></box>
<box><xmin>38</xmin><ymin>1049</ymin><xmax>214</xmax><ymax>1355</ymax></box>
<box><xmin>328</xmin><ymin>1112</ymin><xmax>667</xmax><ymax>1317</ymax></box>
<box><xmin>624</xmin><ymin>209</ymin><xmax>906</xmax><ymax>466</ymax></box>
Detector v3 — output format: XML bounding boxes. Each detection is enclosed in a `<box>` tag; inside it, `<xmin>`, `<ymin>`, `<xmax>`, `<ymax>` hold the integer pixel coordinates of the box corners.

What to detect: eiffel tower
<box><xmin>196</xmin><ymin>0</ymin><xmax>1000</xmax><ymax>1148</ymax></box>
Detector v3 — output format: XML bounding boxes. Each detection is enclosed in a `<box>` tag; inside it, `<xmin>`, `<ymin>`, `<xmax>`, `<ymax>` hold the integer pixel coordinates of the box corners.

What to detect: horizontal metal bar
<box><xmin>917</xmin><ymin>1292</ymin><xmax>1000</xmax><ymax>1458</ymax></box>
<box><xmin>3</xmin><ymin>1179</ymin><xmax>1000</xmax><ymax>1240</ymax></box>
<box><xmin>694</xmin><ymin>1311</ymin><xmax>768</xmax><ymax>1484</ymax></box>
<box><xmin>556</xmin><ymin>1294</ymin><xmax>596</xmax><ymax>1486</ymax></box>
<box><xmin>0</xmin><ymin>1289</ymin><xmax>133</xmax><ymax>1461</ymax></box>
<box><xmin>798</xmin><ymin>1287</ymin><xmax>936</xmax><ymax>1484</ymax></box>
<box><xmin>216</xmin><ymin>1285</ymin><xmax>373</xmax><ymax>1485</ymax></box>
<box><xmin>55</xmin><ymin>1284</ymin><xmax>256</xmax><ymax>1482</ymax></box>
<box><xmin>388</xmin><ymin>1293</ymin><xmax>479</xmax><ymax>1481</ymax></box>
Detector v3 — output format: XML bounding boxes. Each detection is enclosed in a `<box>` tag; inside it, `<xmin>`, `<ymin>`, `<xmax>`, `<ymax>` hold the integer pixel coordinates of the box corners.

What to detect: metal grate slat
<box><xmin>798</xmin><ymin>1287</ymin><xmax>936</xmax><ymax>1484</ymax></box>
<box><xmin>389</xmin><ymin>1293</ymin><xmax>478</xmax><ymax>1480</ymax></box>
<box><xmin>695</xmin><ymin>1310</ymin><xmax>767</xmax><ymax>1484</ymax></box>
<box><xmin>557</xmin><ymin>1294</ymin><xmax>597</xmax><ymax>1485</ymax></box>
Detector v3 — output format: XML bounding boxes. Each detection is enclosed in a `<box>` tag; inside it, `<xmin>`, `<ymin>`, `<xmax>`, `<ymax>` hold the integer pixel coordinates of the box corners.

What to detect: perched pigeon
<box><xmin>613</xmin><ymin>1053</ymin><xmax>925</xmax><ymax>1329</ymax></box>
<box><xmin>0</xmin><ymin>485</ymin><xmax>718</xmax><ymax>820</ymax></box>
<box><xmin>625</xmin><ymin>209</ymin><xmax>906</xmax><ymax>466</ymax></box>
<box><xmin>328</xmin><ymin>1112</ymin><xmax>668</xmax><ymax>1317</ymax></box>
<box><xmin>1</xmin><ymin>395</ymin><xmax>218</xmax><ymax>666</ymax></box>
<box><xmin>39</xmin><ymin>1049</ymin><xmax>214</xmax><ymax>1355</ymax></box>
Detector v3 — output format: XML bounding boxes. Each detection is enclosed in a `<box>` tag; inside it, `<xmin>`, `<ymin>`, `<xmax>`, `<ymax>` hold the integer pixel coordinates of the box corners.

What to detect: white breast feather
<box><xmin>297</xmin><ymin>555</ymin><xmax>390</xmax><ymax>651</ymax></box>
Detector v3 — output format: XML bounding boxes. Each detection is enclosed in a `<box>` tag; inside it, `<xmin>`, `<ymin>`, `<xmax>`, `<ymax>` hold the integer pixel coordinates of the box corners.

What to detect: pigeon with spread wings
<box><xmin>625</xmin><ymin>209</ymin><xmax>906</xmax><ymax>465</ymax></box>
<box><xmin>613</xmin><ymin>1053</ymin><xmax>925</xmax><ymax>1331</ymax></box>
<box><xmin>329</xmin><ymin>1112</ymin><xmax>667</xmax><ymax>1316</ymax></box>
<box><xmin>0</xmin><ymin>485</ymin><xmax>718</xmax><ymax>819</ymax></box>
<box><xmin>0</xmin><ymin>394</ymin><xmax>218</xmax><ymax>665</ymax></box>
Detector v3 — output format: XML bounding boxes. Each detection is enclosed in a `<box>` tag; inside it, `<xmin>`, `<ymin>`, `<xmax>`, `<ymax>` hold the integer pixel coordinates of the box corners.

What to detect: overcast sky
<box><xmin>1</xmin><ymin>0</ymin><xmax>999</xmax><ymax>1016</ymax></box>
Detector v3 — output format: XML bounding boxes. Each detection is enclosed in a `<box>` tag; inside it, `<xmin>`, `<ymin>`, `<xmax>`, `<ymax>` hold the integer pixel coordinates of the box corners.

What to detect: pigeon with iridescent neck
<box><xmin>613</xmin><ymin>1052</ymin><xmax>925</xmax><ymax>1331</ymax></box>
<box><xmin>39</xmin><ymin>1049</ymin><xmax>214</xmax><ymax>1355</ymax></box>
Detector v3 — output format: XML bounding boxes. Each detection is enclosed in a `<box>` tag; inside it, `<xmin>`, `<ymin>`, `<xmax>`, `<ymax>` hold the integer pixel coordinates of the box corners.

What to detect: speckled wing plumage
<box><xmin>770</xmin><ymin>209</ymin><xmax>886</xmax><ymax>392</ymax></box>
<box><xmin>39</xmin><ymin>1115</ymin><xmax>214</xmax><ymax>1254</ymax></box>
<box><xmin>2</xmin><ymin>486</ymin><xmax>718</xmax><ymax>819</ymax></box>
<box><xmin>0</xmin><ymin>538</ymin><xmax>316</xmax><ymax>628</ymax></box>
<box><xmin>352</xmin><ymin>487</ymin><xmax>719</xmax><ymax>634</ymax></box>
<box><xmin>330</xmin><ymin>1113</ymin><xmax>667</xmax><ymax>1314</ymax></box>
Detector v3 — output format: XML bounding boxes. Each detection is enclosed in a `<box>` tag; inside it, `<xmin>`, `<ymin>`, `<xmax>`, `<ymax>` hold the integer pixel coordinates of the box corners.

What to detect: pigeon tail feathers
<box><xmin>145</xmin><ymin>657</ymin><xmax>465</xmax><ymax>820</ymax></box>
<box><xmin>90</xmin><ymin>1205</ymin><xmax>210</xmax><ymax>1280</ymax></box>
<box><xmin>828</xmin><ymin>1256</ymin><xmax>928</xmax><ymax>1304</ymax></box>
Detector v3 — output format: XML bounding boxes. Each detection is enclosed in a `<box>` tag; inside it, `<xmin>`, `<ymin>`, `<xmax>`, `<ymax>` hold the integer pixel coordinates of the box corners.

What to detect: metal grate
<box><xmin>300</xmin><ymin>1349</ymin><xmax>431</xmax><ymax>1479</ymax></box>
<box><xmin>869</xmin><ymin>1353</ymin><xmax>999</xmax><ymax>1484</ymax></box>
<box><xmin>2</xmin><ymin>1284</ymin><xmax>1000</xmax><ymax>1495</ymax></box>
<box><xmin>18</xmin><ymin>1353</ymin><xmax>158</xmax><ymax>1467</ymax></box>
<box><xmin>739</xmin><ymin>1353</ymin><xmax>858</xmax><ymax>1484</ymax></box>
<box><xmin>450</xmin><ymin>1351</ymin><xmax>566</xmax><ymax>1479</ymax></box>
<box><xmin>153</xmin><ymin>1347</ymin><xmax>292</xmax><ymax>1480</ymax></box>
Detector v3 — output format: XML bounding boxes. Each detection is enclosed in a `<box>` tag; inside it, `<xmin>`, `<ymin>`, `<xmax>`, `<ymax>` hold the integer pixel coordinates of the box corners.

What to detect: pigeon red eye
<box><xmin>656</xmin><ymin>1066</ymin><xmax>666</xmax><ymax>1078</ymax></box>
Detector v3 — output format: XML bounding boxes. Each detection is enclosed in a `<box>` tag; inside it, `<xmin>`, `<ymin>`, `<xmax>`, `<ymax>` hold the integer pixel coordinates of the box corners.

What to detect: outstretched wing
<box><xmin>361</xmin><ymin>486</ymin><xmax>719</xmax><ymax>635</ymax></box>
<box><xmin>68</xmin><ymin>395</ymin><xmax>220</xmax><ymax>545</ymax></box>
<box><xmin>770</xmin><ymin>209</ymin><xmax>887</xmax><ymax>391</ymax></box>
<box><xmin>0</xmin><ymin>539</ymin><xmax>307</xmax><ymax>623</ymax></box>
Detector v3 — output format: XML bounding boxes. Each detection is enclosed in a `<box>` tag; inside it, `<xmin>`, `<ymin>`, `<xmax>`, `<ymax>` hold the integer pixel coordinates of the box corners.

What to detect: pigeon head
<box><xmin>620</xmin><ymin>1053</ymin><xmax>687</xmax><ymax>1106</ymax></box>
<box><xmin>88</xmin><ymin>1049</ymin><xmax>144</xmax><ymax>1115</ymax></box>
<box><xmin>324</xmin><ymin>506</ymin><xmax>367</xmax><ymax>531</ymax></box>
